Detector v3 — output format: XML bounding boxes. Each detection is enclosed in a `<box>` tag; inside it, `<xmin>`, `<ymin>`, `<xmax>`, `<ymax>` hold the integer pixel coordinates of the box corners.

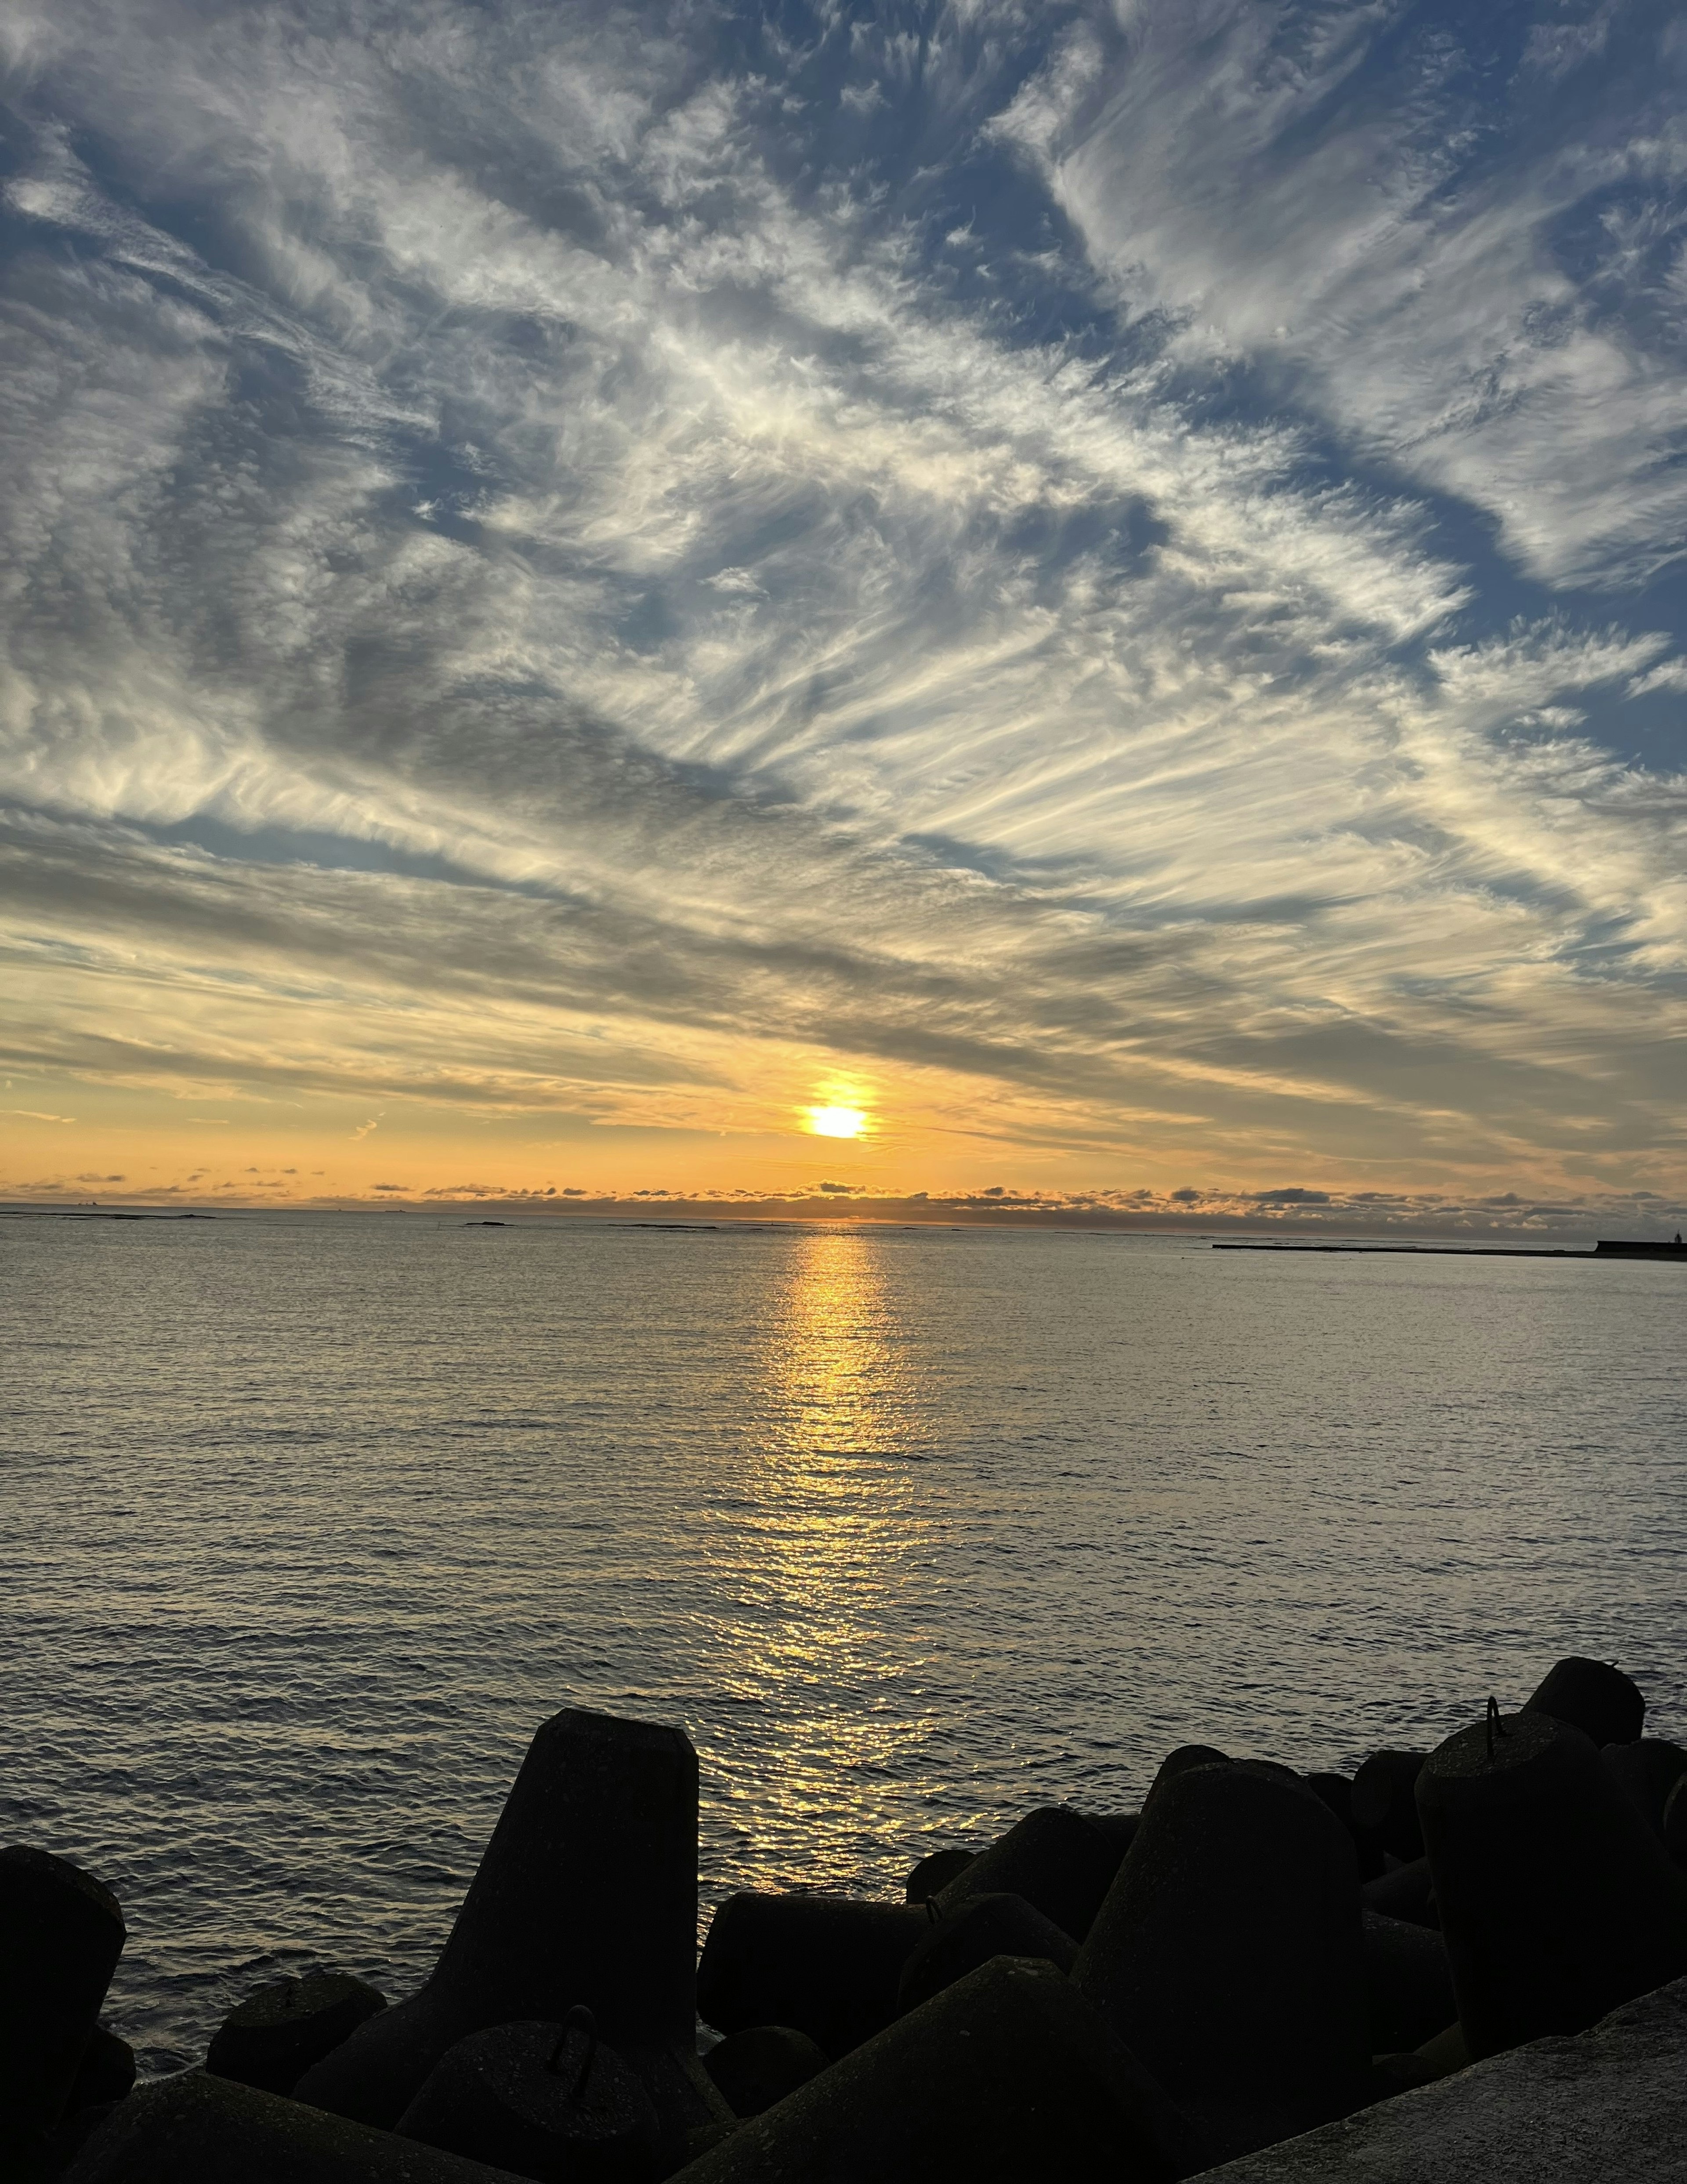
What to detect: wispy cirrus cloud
<box><xmin>0</xmin><ymin>0</ymin><xmax>1683</xmax><ymax>1208</ymax></box>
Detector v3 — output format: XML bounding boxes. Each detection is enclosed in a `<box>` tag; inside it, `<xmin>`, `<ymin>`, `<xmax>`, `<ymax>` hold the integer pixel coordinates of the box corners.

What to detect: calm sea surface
<box><xmin>3</xmin><ymin>1212</ymin><xmax>1684</xmax><ymax>2073</ymax></box>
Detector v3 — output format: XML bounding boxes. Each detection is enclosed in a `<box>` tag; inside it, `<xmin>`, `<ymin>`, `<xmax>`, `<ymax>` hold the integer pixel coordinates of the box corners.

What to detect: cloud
<box><xmin>1028</xmin><ymin>0</ymin><xmax>1687</xmax><ymax>590</ymax></box>
<box><xmin>0</xmin><ymin>0</ymin><xmax>1682</xmax><ymax>1202</ymax></box>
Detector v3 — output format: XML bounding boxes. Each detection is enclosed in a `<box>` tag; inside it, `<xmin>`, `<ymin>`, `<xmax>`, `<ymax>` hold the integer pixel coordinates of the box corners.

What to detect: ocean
<box><xmin>4</xmin><ymin>1211</ymin><xmax>1683</xmax><ymax>2074</ymax></box>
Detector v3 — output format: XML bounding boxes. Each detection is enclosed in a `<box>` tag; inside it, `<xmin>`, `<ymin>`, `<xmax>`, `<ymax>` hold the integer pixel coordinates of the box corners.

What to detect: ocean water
<box><xmin>3</xmin><ymin>1210</ymin><xmax>1684</xmax><ymax>2075</ymax></box>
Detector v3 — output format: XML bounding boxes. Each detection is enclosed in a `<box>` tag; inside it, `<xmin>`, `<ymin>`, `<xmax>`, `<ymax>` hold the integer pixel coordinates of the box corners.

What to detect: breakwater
<box><xmin>1215</xmin><ymin>1237</ymin><xmax>1687</xmax><ymax>1259</ymax></box>
<box><xmin>11</xmin><ymin>1653</ymin><xmax>1687</xmax><ymax>2181</ymax></box>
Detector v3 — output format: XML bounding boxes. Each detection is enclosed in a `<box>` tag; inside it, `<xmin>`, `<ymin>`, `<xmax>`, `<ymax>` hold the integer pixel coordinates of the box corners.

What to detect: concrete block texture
<box><xmin>1191</xmin><ymin>1975</ymin><xmax>1687</xmax><ymax>2184</ymax></box>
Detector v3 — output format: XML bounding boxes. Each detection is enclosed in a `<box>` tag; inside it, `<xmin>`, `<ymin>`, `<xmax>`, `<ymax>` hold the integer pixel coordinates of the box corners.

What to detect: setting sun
<box><xmin>806</xmin><ymin>1105</ymin><xmax>868</xmax><ymax>1139</ymax></box>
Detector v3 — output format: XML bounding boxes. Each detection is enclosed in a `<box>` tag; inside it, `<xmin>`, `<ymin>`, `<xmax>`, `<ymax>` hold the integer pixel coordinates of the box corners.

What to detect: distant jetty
<box><xmin>1214</xmin><ymin>1238</ymin><xmax>1687</xmax><ymax>1259</ymax></box>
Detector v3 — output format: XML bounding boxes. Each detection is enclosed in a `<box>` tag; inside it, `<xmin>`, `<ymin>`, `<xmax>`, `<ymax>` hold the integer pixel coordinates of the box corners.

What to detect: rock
<box><xmin>1601</xmin><ymin>1739</ymin><xmax>1687</xmax><ymax>1839</ymax></box>
<box><xmin>395</xmin><ymin>2010</ymin><xmax>662</xmax><ymax>2183</ymax></box>
<box><xmin>933</xmin><ymin>1807</ymin><xmax>1122</xmax><ymax>1943</ymax></box>
<box><xmin>702</xmin><ymin>2026</ymin><xmax>829</xmax><ymax>2118</ymax></box>
<box><xmin>294</xmin><ymin>1710</ymin><xmax>705</xmax><ymax>2141</ymax></box>
<box><xmin>669</xmin><ymin>1955</ymin><xmax>1191</xmax><ymax>2184</ymax></box>
<box><xmin>206</xmin><ymin>1972</ymin><xmax>387</xmax><ymax>2096</ymax></box>
<box><xmin>0</xmin><ymin>1846</ymin><xmax>127</xmax><ymax>2137</ymax></box>
<box><xmin>1182</xmin><ymin>1974</ymin><xmax>1687</xmax><ymax>2184</ymax></box>
<box><xmin>697</xmin><ymin>1895</ymin><xmax>926</xmax><ymax>2059</ymax></box>
<box><xmin>903</xmin><ymin>1848</ymin><xmax>976</xmax><ymax>1904</ymax></box>
<box><xmin>1350</xmin><ymin>1753</ymin><xmax>1428</xmax><ymax>1864</ymax></box>
<box><xmin>1415</xmin><ymin>1706</ymin><xmax>1687</xmax><ymax>2059</ymax></box>
<box><xmin>67</xmin><ymin>2029</ymin><xmax>135</xmax><ymax>2112</ymax></box>
<box><xmin>1361</xmin><ymin>1912</ymin><xmax>1456</xmax><ymax>2055</ymax></box>
<box><xmin>59</xmin><ymin>2069</ymin><xmax>532</xmax><ymax>2182</ymax></box>
<box><xmin>1073</xmin><ymin>1760</ymin><xmax>1370</xmax><ymax>2165</ymax></box>
<box><xmin>1523</xmin><ymin>1657</ymin><xmax>1644</xmax><ymax>1747</ymax></box>
<box><xmin>897</xmin><ymin>1891</ymin><xmax>1078</xmax><ymax>2015</ymax></box>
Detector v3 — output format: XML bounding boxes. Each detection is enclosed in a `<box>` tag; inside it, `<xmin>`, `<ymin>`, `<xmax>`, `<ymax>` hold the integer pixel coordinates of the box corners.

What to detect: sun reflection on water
<box><xmin>710</xmin><ymin>1228</ymin><xmax>941</xmax><ymax>1892</ymax></box>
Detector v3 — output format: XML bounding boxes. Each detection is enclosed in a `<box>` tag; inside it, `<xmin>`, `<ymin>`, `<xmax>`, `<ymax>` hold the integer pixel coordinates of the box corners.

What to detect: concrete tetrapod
<box><xmin>1350</xmin><ymin>1752</ymin><xmax>1428</xmax><ymax>1865</ymax></box>
<box><xmin>295</xmin><ymin>1711</ymin><xmax>705</xmax><ymax>2137</ymax></box>
<box><xmin>931</xmin><ymin>1806</ymin><xmax>1122</xmax><ymax>1943</ymax></box>
<box><xmin>701</xmin><ymin>2028</ymin><xmax>829</xmax><ymax>2119</ymax></box>
<box><xmin>1304</xmin><ymin>1776</ymin><xmax>1382</xmax><ymax>1885</ymax></box>
<box><xmin>896</xmin><ymin>1890</ymin><xmax>1078</xmax><ymax>2016</ymax></box>
<box><xmin>1523</xmin><ymin>1657</ymin><xmax>1644</xmax><ymax>1747</ymax></box>
<box><xmin>67</xmin><ymin>2030</ymin><xmax>136</xmax><ymax>2112</ymax></box>
<box><xmin>207</xmin><ymin>1972</ymin><xmax>388</xmax><ymax>2095</ymax></box>
<box><xmin>396</xmin><ymin>2012</ymin><xmax>663</xmax><ymax>2184</ymax></box>
<box><xmin>696</xmin><ymin>1897</ymin><xmax>927</xmax><ymax>2060</ymax></box>
<box><xmin>1143</xmin><ymin>1747</ymin><xmax>1231</xmax><ymax>1808</ymax></box>
<box><xmin>1073</xmin><ymin>1762</ymin><xmax>1370</xmax><ymax>2166</ymax></box>
<box><xmin>670</xmin><ymin>1956</ymin><xmax>1192</xmax><ymax>2184</ymax></box>
<box><xmin>1415</xmin><ymin>1708</ymin><xmax>1687</xmax><ymax>2059</ymax></box>
<box><xmin>60</xmin><ymin>2070</ymin><xmax>533</xmax><ymax>2184</ymax></box>
<box><xmin>1360</xmin><ymin>1859</ymin><xmax>1437</xmax><ymax>1930</ymax></box>
<box><xmin>0</xmin><ymin>1846</ymin><xmax>127</xmax><ymax>2140</ymax></box>
<box><xmin>1668</xmin><ymin>1777</ymin><xmax>1687</xmax><ymax>1870</ymax></box>
<box><xmin>903</xmin><ymin>1848</ymin><xmax>975</xmax><ymax>1903</ymax></box>
<box><xmin>1600</xmin><ymin>1738</ymin><xmax>1687</xmax><ymax>1839</ymax></box>
<box><xmin>1360</xmin><ymin>1912</ymin><xmax>1456</xmax><ymax>2055</ymax></box>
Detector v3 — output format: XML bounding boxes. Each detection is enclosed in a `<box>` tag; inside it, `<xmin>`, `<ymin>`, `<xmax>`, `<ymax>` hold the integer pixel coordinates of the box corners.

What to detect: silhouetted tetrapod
<box><xmin>207</xmin><ymin>1973</ymin><xmax>387</xmax><ymax>2097</ymax></box>
<box><xmin>697</xmin><ymin>1896</ymin><xmax>926</xmax><ymax>2059</ymax></box>
<box><xmin>932</xmin><ymin>1807</ymin><xmax>1122</xmax><ymax>1943</ymax></box>
<box><xmin>1073</xmin><ymin>1761</ymin><xmax>1369</xmax><ymax>2165</ymax></box>
<box><xmin>902</xmin><ymin>1847</ymin><xmax>976</xmax><ymax>1903</ymax></box>
<box><xmin>67</xmin><ymin>2028</ymin><xmax>136</xmax><ymax>2114</ymax></box>
<box><xmin>60</xmin><ymin>2069</ymin><xmax>534</xmax><ymax>2182</ymax></box>
<box><xmin>673</xmin><ymin>1957</ymin><xmax>1191</xmax><ymax>2184</ymax></box>
<box><xmin>1361</xmin><ymin>1857</ymin><xmax>1439</xmax><ymax>1929</ymax></box>
<box><xmin>1361</xmin><ymin>1911</ymin><xmax>1456</xmax><ymax>2053</ymax></box>
<box><xmin>701</xmin><ymin>2026</ymin><xmax>829</xmax><ymax>2119</ymax></box>
<box><xmin>0</xmin><ymin>1845</ymin><xmax>126</xmax><ymax>2142</ymax></box>
<box><xmin>294</xmin><ymin>1711</ymin><xmax>706</xmax><ymax>2144</ymax></box>
<box><xmin>1351</xmin><ymin>1750</ymin><xmax>1429</xmax><ymax>1863</ymax></box>
<box><xmin>1600</xmin><ymin>1738</ymin><xmax>1687</xmax><ymax>1839</ymax></box>
<box><xmin>396</xmin><ymin>2007</ymin><xmax>662</xmax><ymax>2183</ymax></box>
<box><xmin>896</xmin><ymin>1890</ymin><xmax>1077</xmax><ymax>2016</ymax></box>
<box><xmin>1667</xmin><ymin>1776</ymin><xmax>1687</xmax><ymax>1871</ymax></box>
<box><xmin>1306</xmin><ymin>1773</ymin><xmax>1383</xmax><ymax>1883</ymax></box>
<box><xmin>1141</xmin><ymin>1747</ymin><xmax>1230</xmax><ymax>1809</ymax></box>
<box><xmin>1416</xmin><ymin>1704</ymin><xmax>1687</xmax><ymax>2058</ymax></box>
<box><xmin>1524</xmin><ymin>1656</ymin><xmax>1644</xmax><ymax>1747</ymax></box>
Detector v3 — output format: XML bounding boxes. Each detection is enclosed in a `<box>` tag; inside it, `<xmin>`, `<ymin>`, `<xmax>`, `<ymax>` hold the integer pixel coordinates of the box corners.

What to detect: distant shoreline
<box><xmin>5</xmin><ymin>1201</ymin><xmax>1686</xmax><ymax>1259</ymax></box>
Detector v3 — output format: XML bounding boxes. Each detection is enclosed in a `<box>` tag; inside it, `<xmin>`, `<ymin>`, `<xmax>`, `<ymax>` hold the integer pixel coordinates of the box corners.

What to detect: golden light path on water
<box><xmin>710</xmin><ymin>1227</ymin><xmax>938</xmax><ymax>1893</ymax></box>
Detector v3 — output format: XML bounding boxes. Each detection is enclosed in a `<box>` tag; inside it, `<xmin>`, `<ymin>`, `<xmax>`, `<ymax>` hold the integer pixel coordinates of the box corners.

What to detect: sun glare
<box><xmin>806</xmin><ymin>1105</ymin><xmax>867</xmax><ymax>1139</ymax></box>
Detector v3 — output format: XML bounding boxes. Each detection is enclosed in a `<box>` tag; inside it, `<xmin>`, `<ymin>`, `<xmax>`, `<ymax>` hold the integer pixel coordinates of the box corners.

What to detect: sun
<box><xmin>805</xmin><ymin>1105</ymin><xmax>868</xmax><ymax>1139</ymax></box>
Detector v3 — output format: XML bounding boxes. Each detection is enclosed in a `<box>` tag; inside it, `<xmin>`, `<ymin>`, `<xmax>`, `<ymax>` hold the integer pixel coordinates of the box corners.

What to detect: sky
<box><xmin>2</xmin><ymin>0</ymin><xmax>1685</xmax><ymax>1231</ymax></box>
